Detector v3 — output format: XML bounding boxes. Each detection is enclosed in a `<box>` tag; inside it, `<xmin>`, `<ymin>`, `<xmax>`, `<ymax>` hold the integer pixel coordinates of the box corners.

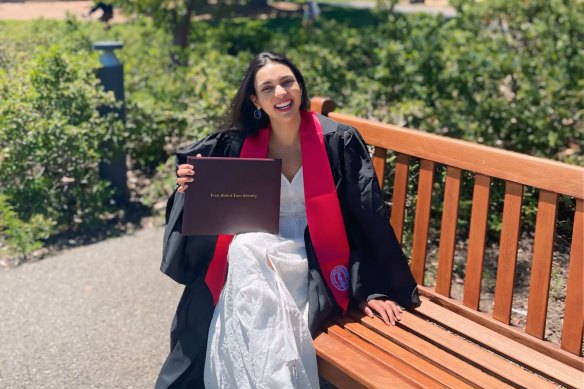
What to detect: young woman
<box><xmin>156</xmin><ymin>52</ymin><xmax>420</xmax><ymax>389</ymax></box>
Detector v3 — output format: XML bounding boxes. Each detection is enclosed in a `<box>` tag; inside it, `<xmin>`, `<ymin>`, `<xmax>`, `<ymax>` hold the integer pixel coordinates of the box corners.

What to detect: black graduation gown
<box><xmin>155</xmin><ymin>114</ymin><xmax>421</xmax><ymax>389</ymax></box>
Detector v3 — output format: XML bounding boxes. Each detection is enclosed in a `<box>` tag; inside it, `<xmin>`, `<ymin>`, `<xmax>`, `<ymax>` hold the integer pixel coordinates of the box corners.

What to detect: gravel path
<box><xmin>0</xmin><ymin>227</ymin><xmax>182</xmax><ymax>389</ymax></box>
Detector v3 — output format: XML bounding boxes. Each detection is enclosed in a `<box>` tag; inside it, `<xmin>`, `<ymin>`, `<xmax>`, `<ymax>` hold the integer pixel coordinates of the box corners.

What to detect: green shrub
<box><xmin>0</xmin><ymin>194</ymin><xmax>54</xmax><ymax>260</ymax></box>
<box><xmin>141</xmin><ymin>156</ymin><xmax>177</xmax><ymax>210</ymax></box>
<box><xmin>0</xmin><ymin>1</ymin><xmax>581</xmax><ymax>250</ymax></box>
<box><xmin>0</xmin><ymin>45</ymin><xmax>121</xmax><ymax>230</ymax></box>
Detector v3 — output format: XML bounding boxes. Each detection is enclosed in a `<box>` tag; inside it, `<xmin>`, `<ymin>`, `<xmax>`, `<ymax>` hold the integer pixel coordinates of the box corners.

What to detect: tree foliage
<box><xmin>112</xmin><ymin>0</ymin><xmax>205</xmax><ymax>48</ymax></box>
<box><xmin>0</xmin><ymin>45</ymin><xmax>121</xmax><ymax>235</ymax></box>
<box><xmin>0</xmin><ymin>0</ymin><xmax>581</xmax><ymax>256</ymax></box>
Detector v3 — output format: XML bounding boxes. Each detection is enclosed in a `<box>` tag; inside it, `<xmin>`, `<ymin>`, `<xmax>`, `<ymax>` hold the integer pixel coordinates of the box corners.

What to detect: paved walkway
<box><xmin>0</xmin><ymin>1</ymin><xmax>94</xmax><ymax>20</ymax></box>
<box><xmin>0</xmin><ymin>0</ymin><xmax>455</xmax><ymax>20</ymax></box>
<box><xmin>0</xmin><ymin>227</ymin><xmax>182</xmax><ymax>389</ymax></box>
<box><xmin>324</xmin><ymin>0</ymin><xmax>455</xmax><ymax>17</ymax></box>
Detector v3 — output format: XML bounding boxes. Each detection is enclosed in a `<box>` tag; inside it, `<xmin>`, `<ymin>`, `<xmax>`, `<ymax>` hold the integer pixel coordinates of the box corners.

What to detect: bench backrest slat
<box><xmin>435</xmin><ymin>166</ymin><xmax>462</xmax><ymax>297</ymax></box>
<box><xmin>326</xmin><ymin>112</ymin><xmax>584</xmax><ymax>199</ymax></box>
<box><xmin>525</xmin><ymin>191</ymin><xmax>559</xmax><ymax>339</ymax></box>
<box><xmin>372</xmin><ymin>147</ymin><xmax>387</xmax><ymax>190</ymax></box>
<box><xmin>492</xmin><ymin>181</ymin><xmax>524</xmax><ymax>324</ymax></box>
<box><xmin>562</xmin><ymin>199</ymin><xmax>583</xmax><ymax>354</ymax></box>
<box><xmin>390</xmin><ymin>153</ymin><xmax>410</xmax><ymax>245</ymax></box>
<box><xmin>410</xmin><ymin>159</ymin><xmax>435</xmax><ymax>285</ymax></box>
<box><xmin>462</xmin><ymin>174</ymin><xmax>492</xmax><ymax>310</ymax></box>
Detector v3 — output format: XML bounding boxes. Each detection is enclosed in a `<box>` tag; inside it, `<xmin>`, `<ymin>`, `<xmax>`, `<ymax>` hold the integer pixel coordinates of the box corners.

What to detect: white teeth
<box><xmin>275</xmin><ymin>101</ymin><xmax>292</xmax><ymax>108</ymax></box>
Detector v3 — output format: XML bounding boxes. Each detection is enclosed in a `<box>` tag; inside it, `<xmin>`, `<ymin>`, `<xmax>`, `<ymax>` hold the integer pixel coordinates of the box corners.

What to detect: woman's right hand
<box><xmin>176</xmin><ymin>154</ymin><xmax>201</xmax><ymax>192</ymax></box>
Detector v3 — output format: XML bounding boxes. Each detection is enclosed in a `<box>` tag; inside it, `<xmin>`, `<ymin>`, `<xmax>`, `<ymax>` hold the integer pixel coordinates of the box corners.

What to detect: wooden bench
<box><xmin>310</xmin><ymin>97</ymin><xmax>584</xmax><ymax>388</ymax></box>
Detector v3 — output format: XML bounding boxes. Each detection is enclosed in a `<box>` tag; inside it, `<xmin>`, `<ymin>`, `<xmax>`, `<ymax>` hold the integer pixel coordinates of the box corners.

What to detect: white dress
<box><xmin>204</xmin><ymin>167</ymin><xmax>320</xmax><ymax>389</ymax></box>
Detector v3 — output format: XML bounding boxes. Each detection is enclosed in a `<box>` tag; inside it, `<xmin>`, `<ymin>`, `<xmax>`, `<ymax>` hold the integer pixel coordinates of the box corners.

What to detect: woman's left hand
<box><xmin>359</xmin><ymin>299</ymin><xmax>403</xmax><ymax>326</ymax></box>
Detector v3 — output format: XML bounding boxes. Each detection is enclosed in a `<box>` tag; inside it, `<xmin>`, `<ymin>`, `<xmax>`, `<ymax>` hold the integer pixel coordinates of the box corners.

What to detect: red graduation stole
<box><xmin>204</xmin><ymin>111</ymin><xmax>351</xmax><ymax>312</ymax></box>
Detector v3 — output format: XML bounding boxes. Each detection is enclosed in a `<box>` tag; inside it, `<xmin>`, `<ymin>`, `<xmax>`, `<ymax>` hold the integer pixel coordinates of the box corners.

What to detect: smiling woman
<box><xmin>252</xmin><ymin>65</ymin><xmax>302</xmax><ymax>116</ymax></box>
<box><xmin>251</xmin><ymin>62</ymin><xmax>305</xmax><ymax>182</ymax></box>
<box><xmin>156</xmin><ymin>52</ymin><xmax>421</xmax><ymax>389</ymax></box>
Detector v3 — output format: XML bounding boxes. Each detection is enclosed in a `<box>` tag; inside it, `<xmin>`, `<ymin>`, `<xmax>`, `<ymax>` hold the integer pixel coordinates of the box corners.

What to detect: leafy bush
<box><xmin>0</xmin><ymin>45</ymin><xmax>121</xmax><ymax>233</ymax></box>
<box><xmin>141</xmin><ymin>156</ymin><xmax>177</xmax><ymax>209</ymax></box>
<box><xmin>0</xmin><ymin>1</ymin><xmax>581</xmax><ymax>254</ymax></box>
<box><xmin>0</xmin><ymin>194</ymin><xmax>54</xmax><ymax>261</ymax></box>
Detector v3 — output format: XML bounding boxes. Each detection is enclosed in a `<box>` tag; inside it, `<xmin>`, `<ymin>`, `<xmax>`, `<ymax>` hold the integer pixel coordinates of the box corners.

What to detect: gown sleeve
<box><xmin>160</xmin><ymin>132</ymin><xmax>237</xmax><ymax>285</ymax></box>
<box><xmin>339</xmin><ymin>126</ymin><xmax>421</xmax><ymax>309</ymax></box>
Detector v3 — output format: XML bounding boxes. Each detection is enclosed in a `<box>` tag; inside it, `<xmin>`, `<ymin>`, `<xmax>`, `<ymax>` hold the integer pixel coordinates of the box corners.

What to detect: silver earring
<box><xmin>254</xmin><ymin>107</ymin><xmax>262</xmax><ymax>120</ymax></box>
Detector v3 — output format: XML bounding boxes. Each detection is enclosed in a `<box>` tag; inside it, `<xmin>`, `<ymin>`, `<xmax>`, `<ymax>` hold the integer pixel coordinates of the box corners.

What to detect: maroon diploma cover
<box><xmin>182</xmin><ymin>157</ymin><xmax>282</xmax><ymax>236</ymax></box>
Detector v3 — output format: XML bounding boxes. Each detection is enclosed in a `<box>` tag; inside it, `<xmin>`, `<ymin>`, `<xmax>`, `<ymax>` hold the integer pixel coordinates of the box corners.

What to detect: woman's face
<box><xmin>251</xmin><ymin>62</ymin><xmax>303</xmax><ymax>123</ymax></box>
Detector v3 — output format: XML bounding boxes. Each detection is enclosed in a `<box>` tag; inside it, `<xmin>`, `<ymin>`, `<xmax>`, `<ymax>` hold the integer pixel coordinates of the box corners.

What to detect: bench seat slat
<box><xmin>349</xmin><ymin>311</ymin><xmax>515</xmax><ymax>388</ymax></box>
<box><xmin>314</xmin><ymin>332</ymin><xmax>415</xmax><ymax>388</ymax></box>
<box><xmin>419</xmin><ymin>286</ymin><xmax>584</xmax><ymax>371</ymax></box>
<box><xmin>463</xmin><ymin>174</ymin><xmax>491</xmax><ymax>309</ymax></box>
<box><xmin>526</xmin><ymin>190</ymin><xmax>558</xmax><ymax>339</ymax></box>
<box><xmin>493</xmin><ymin>181</ymin><xmax>524</xmax><ymax>324</ymax></box>
<box><xmin>562</xmin><ymin>199</ymin><xmax>584</xmax><ymax>355</ymax></box>
<box><xmin>436</xmin><ymin>166</ymin><xmax>462</xmax><ymax>297</ymax></box>
<box><xmin>390</xmin><ymin>153</ymin><xmax>410</xmax><ymax>244</ymax></box>
<box><xmin>326</xmin><ymin>322</ymin><xmax>443</xmax><ymax>388</ymax></box>
<box><xmin>411</xmin><ymin>159</ymin><xmax>435</xmax><ymax>285</ymax></box>
<box><xmin>333</xmin><ymin>317</ymin><xmax>472</xmax><ymax>389</ymax></box>
<box><xmin>400</xmin><ymin>308</ymin><xmax>560</xmax><ymax>388</ymax></box>
<box><xmin>414</xmin><ymin>296</ymin><xmax>582</xmax><ymax>388</ymax></box>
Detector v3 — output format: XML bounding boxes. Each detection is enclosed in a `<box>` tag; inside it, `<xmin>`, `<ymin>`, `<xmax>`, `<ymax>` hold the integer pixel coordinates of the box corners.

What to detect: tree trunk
<box><xmin>248</xmin><ymin>0</ymin><xmax>268</xmax><ymax>9</ymax></box>
<box><xmin>172</xmin><ymin>0</ymin><xmax>195</xmax><ymax>49</ymax></box>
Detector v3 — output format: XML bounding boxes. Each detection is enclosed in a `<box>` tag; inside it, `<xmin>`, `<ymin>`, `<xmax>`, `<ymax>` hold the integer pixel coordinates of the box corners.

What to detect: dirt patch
<box><xmin>423</xmin><ymin>231</ymin><xmax>572</xmax><ymax>346</ymax></box>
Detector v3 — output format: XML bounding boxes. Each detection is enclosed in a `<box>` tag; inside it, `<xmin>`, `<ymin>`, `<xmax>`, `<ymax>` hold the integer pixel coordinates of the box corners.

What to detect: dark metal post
<box><xmin>93</xmin><ymin>41</ymin><xmax>129</xmax><ymax>204</ymax></box>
